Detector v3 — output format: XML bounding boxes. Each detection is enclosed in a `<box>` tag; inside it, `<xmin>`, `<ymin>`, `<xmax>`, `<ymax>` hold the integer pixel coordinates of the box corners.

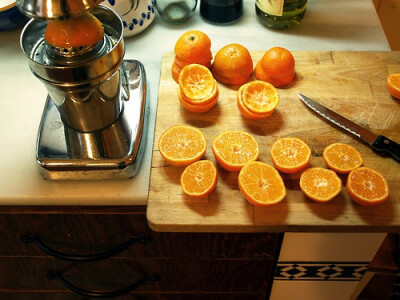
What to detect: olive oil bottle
<box><xmin>255</xmin><ymin>0</ymin><xmax>307</xmax><ymax>29</ymax></box>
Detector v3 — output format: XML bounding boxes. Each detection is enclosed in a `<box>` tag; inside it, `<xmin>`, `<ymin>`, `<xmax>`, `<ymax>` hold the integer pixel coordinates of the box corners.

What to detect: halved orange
<box><xmin>211</xmin><ymin>43</ymin><xmax>253</xmax><ymax>86</ymax></box>
<box><xmin>178</xmin><ymin>86</ymin><xmax>219</xmax><ymax>113</ymax></box>
<box><xmin>212</xmin><ymin>72</ymin><xmax>249</xmax><ymax>86</ymax></box>
<box><xmin>171</xmin><ymin>61</ymin><xmax>182</xmax><ymax>83</ymax></box>
<box><xmin>346</xmin><ymin>167</ymin><xmax>389</xmax><ymax>206</ymax></box>
<box><xmin>300</xmin><ymin>168</ymin><xmax>342</xmax><ymax>202</ymax></box>
<box><xmin>45</xmin><ymin>13</ymin><xmax>104</xmax><ymax>48</ymax></box>
<box><xmin>254</xmin><ymin>61</ymin><xmax>270</xmax><ymax>82</ymax></box>
<box><xmin>181</xmin><ymin>160</ymin><xmax>218</xmax><ymax>197</ymax></box>
<box><xmin>239</xmin><ymin>80</ymin><xmax>280</xmax><ymax>115</ymax></box>
<box><xmin>237</xmin><ymin>85</ymin><xmax>273</xmax><ymax>120</ymax></box>
<box><xmin>173</xmin><ymin>55</ymin><xmax>212</xmax><ymax>83</ymax></box>
<box><xmin>237</xmin><ymin>94</ymin><xmax>274</xmax><ymax>120</ymax></box>
<box><xmin>158</xmin><ymin>125</ymin><xmax>206</xmax><ymax>166</ymax></box>
<box><xmin>255</xmin><ymin>47</ymin><xmax>296</xmax><ymax>87</ymax></box>
<box><xmin>271</xmin><ymin>137</ymin><xmax>311</xmax><ymax>173</ymax></box>
<box><xmin>387</xmin><ymin>73</ymin><xmax>400</xmax><ymax>100</ymax></box>
<box><xmin>178</xmin><ymin>64</ymin><xmax>216</xmax><ymax>101</ymax></box>
<box><xmin>172</xmin><ymin>30</ymin><xmax>212</xmax><ymax>82</ymax></box>
<box><xmin>212</xmin><ymin>131</ymin><xmax>259</xmax><ymax>171</ymax></box>
<box><xmin>323</xmin><ymin>143</ymin><xmax>363</xmax><ymax>174</ymax></box>
<box><xmin>174</xmin><ymin>54</ymin><xmax>213</xmax><ymax>69</ymax></box>
<box><xmin>238</xmin><ymin>161</ymin><xmax>286</xmax><ymax>206</ymax></box>
<box><xmin>178</xmin><ymin>80</ymin><xmax>218</xmax><ymax>106</ymax></box>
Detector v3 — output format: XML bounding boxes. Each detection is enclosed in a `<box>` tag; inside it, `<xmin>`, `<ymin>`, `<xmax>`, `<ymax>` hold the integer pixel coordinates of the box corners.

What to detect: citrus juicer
<box><xmin>16</xmin><ymin>0</ymin><xmax>149</xmax><ymax>180</ymax></box>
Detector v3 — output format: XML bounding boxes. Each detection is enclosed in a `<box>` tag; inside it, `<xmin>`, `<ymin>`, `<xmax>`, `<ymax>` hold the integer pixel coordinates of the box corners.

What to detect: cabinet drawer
<box><xmin>0</xmin><ymin>257</ymin><xmax>275</xmax><ymax>293</ymax></box>
<box><xmin>0</xmin><ymin>292</ymin><xmax>267</xmax><ymax>300</ymax></box>
<box><xmin>0</xmin><ymin>209</ymin><xmax>281</xmax><ymax>259</ymax></box>
<box><xmin>0</xmin><ymin>212</ymin><xmax>150</xmax><ymax>257</ymax></box>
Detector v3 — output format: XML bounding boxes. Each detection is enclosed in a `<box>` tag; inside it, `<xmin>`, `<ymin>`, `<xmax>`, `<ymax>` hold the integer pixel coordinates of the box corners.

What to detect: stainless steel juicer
<box><xmin>17</xmin><ymin>0</ymin><xmax>149</xmax><ymax>180</ymax></box>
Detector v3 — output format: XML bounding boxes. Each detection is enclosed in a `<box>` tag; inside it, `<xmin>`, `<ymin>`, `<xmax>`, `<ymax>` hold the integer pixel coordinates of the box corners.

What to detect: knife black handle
<box><xmin>372</xmin><ymin>135</ymin><xmax>400</xmax><ymax>163</ymax></box>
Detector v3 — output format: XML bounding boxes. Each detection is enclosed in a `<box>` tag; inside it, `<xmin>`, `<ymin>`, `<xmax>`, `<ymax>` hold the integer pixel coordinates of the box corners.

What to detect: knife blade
<box><xmin>298</xmin><ymin>92</ymin><xmax>400</xmax><ymax>163</ymax></box>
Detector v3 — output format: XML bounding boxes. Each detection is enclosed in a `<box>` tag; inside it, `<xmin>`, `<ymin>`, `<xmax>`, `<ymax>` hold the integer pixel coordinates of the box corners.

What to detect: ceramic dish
<box><xmin>101</xmin><ymin>0</ymin><xmax>155</xmax><ymax>37</ymax></box>
<box><xmin>0</xmin><ymin>0</ymin><xmax>28</xmax><ymax>31</ymax></box>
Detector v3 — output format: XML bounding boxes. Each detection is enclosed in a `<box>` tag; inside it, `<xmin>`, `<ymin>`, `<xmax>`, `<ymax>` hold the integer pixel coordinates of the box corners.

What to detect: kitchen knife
<box><xmin>298</xmin><ymin>92</ymin><xmax>400</xmax><ymax>163</ymax></box>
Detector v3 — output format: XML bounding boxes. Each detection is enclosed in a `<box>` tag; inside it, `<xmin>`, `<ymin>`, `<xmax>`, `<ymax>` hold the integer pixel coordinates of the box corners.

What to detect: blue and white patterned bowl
<box><xmin>0</xmin><ymin>1</ymin><xmax>28</xmax><ymax>31</ymax></box>
<box><xmin>102</xmin><ymin>0</ymin><xmax>155</xmax><ymax>37</ymax></box>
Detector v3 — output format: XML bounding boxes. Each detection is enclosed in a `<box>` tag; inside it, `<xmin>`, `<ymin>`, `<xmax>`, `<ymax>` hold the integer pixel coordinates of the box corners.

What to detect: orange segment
<box><xmin>299</xmin><ymin>168</ymin><xmax>342</xmax><ymax>202</ymax></box>
<box><xmin>346</xmin><ymin>167</ymin><xmax>389</xmax><ymax>206</ymax></box>
<box><xmin>239</xmin><ymin>80</ymin><xmax>280</xmax><ymax>115</ymax></box>
<box><xmin>387</xmin><ymin>73</ymin><xmax>400</xmax><ymax>100</ymax></box>
<box><xmin>158</xmin><ymin>125</ymin><xmax>206</xmax><ymax>166</ymax></box>
<box><xmin>271</xmin><ymin>137</ymin><xmax>311</xmax><ymax>173</ymax></box>
<box><xmin>45</xmin><ymin>13</ymin><xmax>104</xmax><ymax>48</ymax></box>
<box><xmin>238</xmin><ymin>161</ymin><xmax>286</xmax><ymax>206</ymax></box>
<box><xmin>181</xmin><ymin>160</ymin><xmax>218</xmax><ymax>197</ymax></box>
<box><xmin>323</xmin><ymin>143</ymin><xmax>363</xmax><ymax>174</ymax></box>
<box><xmin>178</xmin><ymin>64</ymin><xmax>216</xmax><ymax>101</ymax></box>
<box><xmin>212</xmin><ymin>131</ymin><xmax>259</xmax><ymax>171</ymax></box>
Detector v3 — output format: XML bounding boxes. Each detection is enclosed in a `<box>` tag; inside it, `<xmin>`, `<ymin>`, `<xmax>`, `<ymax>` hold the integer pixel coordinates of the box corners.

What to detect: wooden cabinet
<box><xmin>0</xmin><ymin>206</ymin><xmax>282</xmax><ymax>299</ymax></box>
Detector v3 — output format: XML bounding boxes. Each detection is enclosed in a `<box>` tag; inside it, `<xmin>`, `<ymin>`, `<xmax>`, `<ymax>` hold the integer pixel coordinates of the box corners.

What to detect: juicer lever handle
<box><xmin>121</xmin><ymin>62</ymin><xmax>130</xmax><ymax>101</ymax></box>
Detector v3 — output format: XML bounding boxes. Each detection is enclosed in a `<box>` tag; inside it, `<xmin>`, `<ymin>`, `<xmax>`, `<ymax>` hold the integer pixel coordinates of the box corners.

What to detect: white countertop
<box><xmin>0</xmin><ymin>0</ymin><xmax>390</xmax><ymax>206</ymax></box>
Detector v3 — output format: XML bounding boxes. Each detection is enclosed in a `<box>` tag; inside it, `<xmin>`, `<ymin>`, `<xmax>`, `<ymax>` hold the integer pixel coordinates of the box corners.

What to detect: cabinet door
<box><xmin>0</xmin><ymin>292</ymin><xmax>267</xmax><ymax>300</ymax></box>
<box><xmin>0</xmin><ymin>208</ymin><xmax>280</xmax><ymax>296</ymax></box>
<box><xmin>207</xmin><ymin>232</ymin><xmax>282</xmax><ymax>259</ymax></box>
<box><xmin>0</xmin><ymin>257</ymin><xmax>275</xmax><ymax>292</ymax></box>
<box><xmin>0</xmin><ymin>210</ymin><xmax>282</xmax><ymax>259</ymax></box>
<box><xmin>0</xmin><ymin>211</ymin><xmax>150</xmax><ymax>257</ymax></box>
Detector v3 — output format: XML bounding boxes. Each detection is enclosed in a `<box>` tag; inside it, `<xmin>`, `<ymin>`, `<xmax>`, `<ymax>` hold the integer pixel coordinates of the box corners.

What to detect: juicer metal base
<box><xmin>36</xmin><ymin>60</ymin><xmax>149</xmax><ymax>180</ymax></box>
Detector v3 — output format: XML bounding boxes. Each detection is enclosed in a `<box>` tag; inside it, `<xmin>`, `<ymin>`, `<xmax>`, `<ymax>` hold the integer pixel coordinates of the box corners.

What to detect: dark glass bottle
<box><xmin>256</xmin><ymin>0</ymin><xmax>307</xmax><ymax>29</ymax></box>
<box><xmin>200</xmin><ymin>0</ymin><xmax>243</xmax><ymax>24</ymax></box>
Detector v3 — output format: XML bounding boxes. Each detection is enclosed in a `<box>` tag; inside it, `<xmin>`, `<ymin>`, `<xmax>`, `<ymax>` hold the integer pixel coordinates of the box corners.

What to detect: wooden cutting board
<box><xmin>147</xmin><ymin>51</ymin><xmax>400</xmax><ymax>233</ymax></box>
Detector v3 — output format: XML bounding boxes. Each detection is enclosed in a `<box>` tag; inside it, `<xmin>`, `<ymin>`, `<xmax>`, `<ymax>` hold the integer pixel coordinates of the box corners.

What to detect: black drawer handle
<box><xmin>21</xmin><ymin>235</ymin><xmax>150</xmax><ymax>262</ymax></box>
<box><xmin>47</xmin><ymin>271</ymin><xmax>160</xmax><ymax>298</ymax></box>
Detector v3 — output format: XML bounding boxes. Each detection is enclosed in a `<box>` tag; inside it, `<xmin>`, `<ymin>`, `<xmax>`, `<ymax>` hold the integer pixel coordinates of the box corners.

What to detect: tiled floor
<box><xmin>269</xmin><ymin>233</ymin><xmax>386</xmax><ymax>300</ymax></box>
<box><xmin>271</xmin><ymin>281</ymin><xmax>360</xmax><ymax>300</ymax></box>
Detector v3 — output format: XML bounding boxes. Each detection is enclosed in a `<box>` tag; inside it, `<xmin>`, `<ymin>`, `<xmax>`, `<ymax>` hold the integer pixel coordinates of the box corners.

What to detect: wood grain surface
<box><xmin>147</xmin><ymin>51</ymin><xmax>400</xmax><ymax>233</ymax></box>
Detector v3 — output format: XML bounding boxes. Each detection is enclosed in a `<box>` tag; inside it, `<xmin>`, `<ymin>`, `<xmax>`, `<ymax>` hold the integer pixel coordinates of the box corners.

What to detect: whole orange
<box><xmin>174</xmin><ymin>30</ymin><xmax>212</xmax><ymax>63</ymax></box>
<box><xmin>211</xmin><ymin>43</ymin><xmax>253</xmax><ymax>85</ymax></box>
<box><xmin>174</xmin><ymin>53</ymin><xmax>213</xmax><ymax>69</ymax></box>
<box><xmin>255</xmin><ymin>47</ymin><xmax>295</xmax><ymax>87</ymax></box>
